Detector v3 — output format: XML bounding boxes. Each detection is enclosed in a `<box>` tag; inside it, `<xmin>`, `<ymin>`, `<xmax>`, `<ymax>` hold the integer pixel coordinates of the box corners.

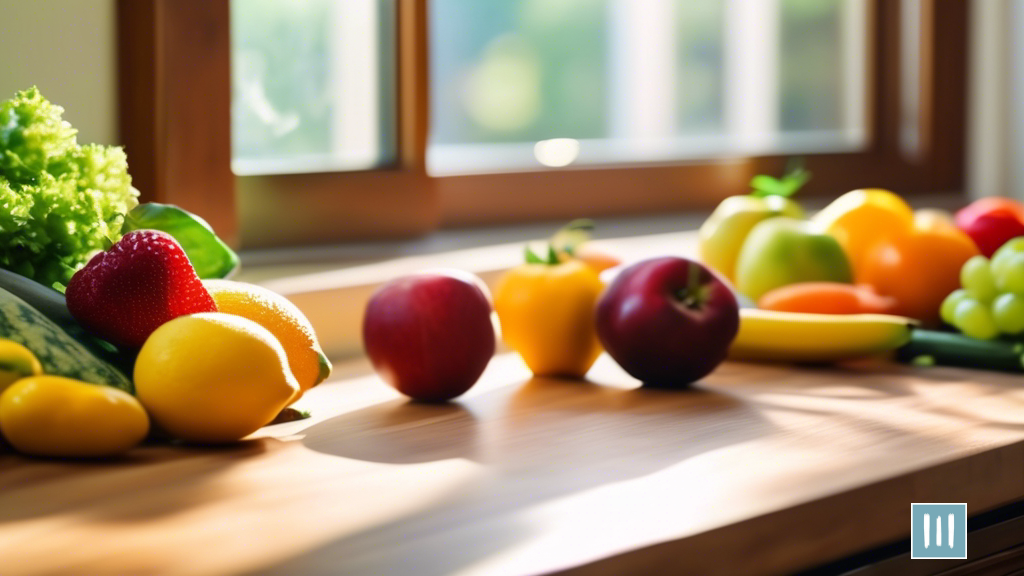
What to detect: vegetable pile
<box><xmin>0</xmin><ymin>87</ymin><xmax>138</xmax><ymax>289</ymax></box>
<box><xmin>0</xmin><ymin>88</ymin><xmax>331</xmax><ymax>459</ymax></box>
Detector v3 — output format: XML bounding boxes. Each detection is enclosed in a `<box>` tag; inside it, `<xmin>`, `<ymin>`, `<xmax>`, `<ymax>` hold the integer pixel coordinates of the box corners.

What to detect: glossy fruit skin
<box><xmin>596</xmin><ymin>257</ymin><xmax>739</xmax><ymax>387</ymax></box>
<box><xmin>860</xmin><ymin>222</ymin><xmax>980</xmax><ymax>325</ymax></box>
<box><xmin>364</xmin><ymin>271</ymin><xmax>495</xmax><ymax>401</ymax></box>
<box><xmin>135</xmin><ymin>313</ymin><xmax>299</xmax><ymax>443</ymax></box>
<box><xmin>66</xmin><ymin>230</ymin><xmax>218</xmax><ymax>349</ymax></box>
<box><xmin>494</xmin><ymin>260</ymin><xmax>603</xmax><ymax>378</ymax></box>
<box><xmin>757</xmin><ymin>282</ymin><xmax>897</xmax><ymax>315</ymax></box>
<box><xmin>698</xmin><ymin>195</ymin><xmax>804</xmax><ymax>281</ymax></box>
<box><xmin>812</xmin><ymin>189</ymin><xmax>915</xmax><ymax>282</ymax></box>
<box><xmin>733</xmin><ymin>218</ymin><xmax>853</xmax><ymax>301</ymax></box>
<box><xmin>0</xmin><ymin>376</ymin><xmax>149</xmax><ymax>457</ymax></box>
<box><xmin>204</xmin><ymin>280</ymin><xmax>332</xmax><ymax>404</ymax></box>
<box><xmin>954</xmin><ymin>197</ymin><xmax>1024</xmax><ymax>257</ymax></box>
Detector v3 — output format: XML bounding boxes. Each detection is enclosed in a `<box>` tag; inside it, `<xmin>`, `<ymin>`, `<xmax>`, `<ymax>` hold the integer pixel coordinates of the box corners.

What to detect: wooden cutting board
<box><xmin>3</xmin><ymin>353</ymin><xmax>1024</xmax><ymax>576</ymax></box>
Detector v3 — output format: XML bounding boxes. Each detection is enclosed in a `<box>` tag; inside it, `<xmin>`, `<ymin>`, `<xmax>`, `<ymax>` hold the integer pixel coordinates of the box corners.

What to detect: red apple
<box><xmin>363</xmin><ymin>270</ymin><xmax>496</xmax><ymax>402</ymax></box>
<box><xmin>596</xmin><ymin>257</ymin><xmax>739</xmax><ymax>388</ymax></box>
<box><xmin>955</xmin><ymin>198</ymin><xmax>1024</xmax><ymax>257</ymax></box>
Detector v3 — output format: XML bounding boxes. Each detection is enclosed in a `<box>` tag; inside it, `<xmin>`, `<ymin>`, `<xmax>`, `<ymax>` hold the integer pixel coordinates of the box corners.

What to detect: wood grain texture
<box><xmin>3</xmin><ymin>352</ymin><xmax>1024</xmax><ymax>576</ymax></box>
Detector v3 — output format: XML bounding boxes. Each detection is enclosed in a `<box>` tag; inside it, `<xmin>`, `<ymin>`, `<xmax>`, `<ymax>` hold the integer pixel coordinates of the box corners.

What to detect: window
<box><xmin>428</xmin><ymin>0</ymin><xmax>867</xmax><ymax>174</ymax></box>
<box><xmin>117</xmin><ymin>0</ymin><xmax>968</xmax><ymax>248</ymax></box>
<box><xmin>230</xmin><ymin>0</ymin><xmax>396</xmax><ymax>175</ymax></box>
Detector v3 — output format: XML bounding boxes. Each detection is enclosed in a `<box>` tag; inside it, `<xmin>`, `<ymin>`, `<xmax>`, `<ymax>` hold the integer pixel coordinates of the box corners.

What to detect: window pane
<box><xmin>429</xmin><ymin>0</ymin><xmax>609</xmax><ymax>145</ymax></box>
<box><xmin>780</xmin><ymin>0</ymin><xmax>848</xmax><ymax>131</ymax></box>
<box><xmin>428</xmin><ymin>0</ymin><xmax>868</xmax><ymax>175</ymax></box>
<box><xmin>230</xmin><ymin>0</ymin><xmax>395</xmax><ymax>176</ymax></box>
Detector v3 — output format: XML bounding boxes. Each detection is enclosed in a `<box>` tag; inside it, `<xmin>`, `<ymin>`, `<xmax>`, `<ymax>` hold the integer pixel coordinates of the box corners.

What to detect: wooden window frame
<box><xmin>118</xmin><ymin>0</ymin><xmax>967</xmax><ymax>248</ymax></box>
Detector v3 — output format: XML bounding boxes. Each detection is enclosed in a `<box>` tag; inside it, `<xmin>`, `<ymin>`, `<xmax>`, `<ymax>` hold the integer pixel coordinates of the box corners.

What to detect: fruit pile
<box><xmin>364</xmin><ymin>174</ymin><xmax>1024</xmax><ymax>402</ymax></box>
<box><xmin>0</xmin><ymin>230</ymin><xmax>331</xmax><ymax>457</ymax></box>
<box><xmin>700</xmin><ymin>172</ymin><xmax>1024</xmax><ymax>373</ymax></box>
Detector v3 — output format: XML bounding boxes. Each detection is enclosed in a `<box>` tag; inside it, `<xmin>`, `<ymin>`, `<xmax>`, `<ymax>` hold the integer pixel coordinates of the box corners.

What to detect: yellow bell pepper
<box><xmin>494</xmin><ymin>243</ymin><xmax>603</xmax><ymax>379</ymax></box>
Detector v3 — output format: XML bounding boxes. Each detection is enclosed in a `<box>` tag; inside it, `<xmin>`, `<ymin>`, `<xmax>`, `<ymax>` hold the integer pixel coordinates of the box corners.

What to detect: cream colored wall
<box><xmin>0</xmin><ymin>0</ymin><xmax>118</xmax><ymax>146</ymax></box>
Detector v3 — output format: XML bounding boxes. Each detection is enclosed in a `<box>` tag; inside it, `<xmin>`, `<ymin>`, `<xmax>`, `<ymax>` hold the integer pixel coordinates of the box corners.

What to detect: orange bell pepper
<box><xmin>551</xmin><ymin>219</ymin><xmax>621</xmax><ymax>273</ymax></box>
<box><xmin>859</xmin><ymin>214</ymin><xmax>979</xmax><ymax>325</ymax></box>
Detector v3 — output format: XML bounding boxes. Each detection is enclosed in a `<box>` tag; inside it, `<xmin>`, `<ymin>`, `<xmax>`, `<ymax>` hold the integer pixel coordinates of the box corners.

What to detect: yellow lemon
<box><xmin>812</xmin><ymin>188</ymin><xmax>914</xmax><ymax>281</ymax></box>
<box><xmin>0</xmin><ymin>376</ymin><xmax>149</xmax><ymax>457</ymax></box>
<box><xmin>134</xmin><ymin>313</ymin><xmax>299</xmax><ymax>443</ymax></box>
<box><xmin>204</xmin><ymin>280</ymin><xmax>331</xmax><ymax>402</ymax></box>
<box><xmin>0</xmin><ymin>339</ymin><xmax>43</xmax><ymax>394</ymax></box>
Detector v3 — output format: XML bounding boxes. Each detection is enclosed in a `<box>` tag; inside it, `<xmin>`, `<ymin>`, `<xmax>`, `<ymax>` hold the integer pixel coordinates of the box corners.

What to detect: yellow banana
<box><xmin>729</xmin><ymin>309</ymin><xmax>915</xmax><ymax>363</ymax></box>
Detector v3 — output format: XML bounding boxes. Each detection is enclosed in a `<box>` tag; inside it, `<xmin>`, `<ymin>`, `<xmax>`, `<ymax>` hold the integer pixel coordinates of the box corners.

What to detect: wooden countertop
<box><xmin>3</xmin><ymin>352</ymin><xmax>1024</xmax><ymax>576</ymax></box>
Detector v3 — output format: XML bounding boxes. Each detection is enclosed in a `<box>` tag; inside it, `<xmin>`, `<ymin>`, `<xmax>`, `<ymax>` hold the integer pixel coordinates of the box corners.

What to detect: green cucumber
<box><xmin>0</xmin><ymin>268</ymin><xmax>75</xmax><ymax>327</ymax></box>
<box><xmin>896</xmin><ymin>329</ymin><xmax>1024</xmax><ymax>373</ymax></box>
<box><xmin>0</xmin><ymin>268</ymin><xmax>137</xmax><ymax>374</ymax></box>
<box><xmin>0</xmin><ymin>286</ymin><xmax>133</xmax><ymax>392</ymax></box>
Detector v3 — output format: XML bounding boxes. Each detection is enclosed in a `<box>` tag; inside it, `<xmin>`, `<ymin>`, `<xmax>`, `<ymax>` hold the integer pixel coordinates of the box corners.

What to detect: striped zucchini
<box><xmin>0</xmin><ymin>286</ymin><xmax>132</xmax><ymax>393</ymax></box>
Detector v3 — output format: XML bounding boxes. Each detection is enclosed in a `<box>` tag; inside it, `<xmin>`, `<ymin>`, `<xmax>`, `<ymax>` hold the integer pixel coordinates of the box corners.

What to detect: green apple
<box><xmin>734</xmin><ymin>217</ymin><xmax>853</xmax><ymax>301</ymax></box>
<box><xmin>699</xmin><ymin>195</ymin><xmax>804</xmax><ymax>282</ymax></box>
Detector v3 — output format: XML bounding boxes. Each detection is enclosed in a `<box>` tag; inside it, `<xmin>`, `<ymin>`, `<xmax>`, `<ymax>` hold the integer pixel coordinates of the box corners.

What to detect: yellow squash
<box><xmin>0</xmin><ymin>339</ymin><xmax>43</xmax><ymax>394</ymax></box>
<box><xmin>494</xmin><ymin>257</ymin><xmax>603</xmax><ymax>379</ymax></box>
<box><xmin>0</xmin><ymin>376</ymin><xmax>149</xmax><ymax>457</ymax></box>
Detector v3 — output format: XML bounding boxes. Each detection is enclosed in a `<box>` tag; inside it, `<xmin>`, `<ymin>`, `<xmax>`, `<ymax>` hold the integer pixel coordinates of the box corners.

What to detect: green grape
<box><xmin>940</xmin><ymin>289</ymin><xmax>970</xmax><ymax>325</ymax></box>
<box><xmin>960</xmin><ymin>255</ymin><xmax>997</xmax><ymax>302</ymax></box>
<box><xmin>991</xmin><ymin>237</ymin><xmax>1024</xmax><ymax>276</ymax></box>
<box><xmin>992</xmin><ymin>293</ymin><xmax>1024</xmax><ymax>335</ymax></box>
<box><xmin>953</xmin><ymin>298</ymin><xmax>999</xmax><ymax>340</ymax></box>
<box><xmin>994</xmin><ymin>252</ymin><xmax>1024</xmax><ymax>295</ymax></box>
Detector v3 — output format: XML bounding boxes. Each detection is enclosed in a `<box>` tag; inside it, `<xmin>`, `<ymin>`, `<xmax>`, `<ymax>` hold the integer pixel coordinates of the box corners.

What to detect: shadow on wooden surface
<box><xmin>0</xmin><ymin>439</ymin><xmax>272</xmax><ymax>525</ymax></box>
<box><xmin>265</xmin><ymin>377</ymin><xmax>774</xmax><ymax>575</ymax></box>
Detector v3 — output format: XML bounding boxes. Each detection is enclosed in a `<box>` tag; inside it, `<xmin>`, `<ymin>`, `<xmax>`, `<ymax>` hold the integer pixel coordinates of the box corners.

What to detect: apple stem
<box><xmin>678</xmin><ymin>262</ymin><xmax>706</xmax><ymax>310</ymax></box>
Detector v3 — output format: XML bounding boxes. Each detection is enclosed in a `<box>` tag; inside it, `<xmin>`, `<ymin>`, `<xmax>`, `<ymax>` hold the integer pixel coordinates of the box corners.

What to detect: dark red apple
<box><xmin>363</xmin><ymin>270</ymin><xmax>496</xmax><ymax>402</ymax></box>
<box><xmin>596</xmin><ymin>257</ymin><xmax>739</xmax><ymax>388</ymax></box>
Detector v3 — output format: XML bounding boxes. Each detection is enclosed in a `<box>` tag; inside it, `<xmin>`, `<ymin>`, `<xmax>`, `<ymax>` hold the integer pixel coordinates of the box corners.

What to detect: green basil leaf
<box><xmin>123</xmin><ymin>203</ymin><xmax>239</xmax><ymax>279</ymax></box>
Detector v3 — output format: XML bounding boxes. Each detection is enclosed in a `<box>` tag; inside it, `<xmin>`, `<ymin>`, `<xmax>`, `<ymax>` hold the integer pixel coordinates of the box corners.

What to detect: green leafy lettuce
<box><xmin>0</xmin><ymin>87</ymin><xmax>138</xmax><ymax>288</ymax></box>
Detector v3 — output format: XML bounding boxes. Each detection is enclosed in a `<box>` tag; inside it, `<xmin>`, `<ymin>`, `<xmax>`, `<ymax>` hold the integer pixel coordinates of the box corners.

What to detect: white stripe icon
<box><xmin>923</xmin><ymin>512</ymin><xmax>957</xmax><ymax>549</ymax></box>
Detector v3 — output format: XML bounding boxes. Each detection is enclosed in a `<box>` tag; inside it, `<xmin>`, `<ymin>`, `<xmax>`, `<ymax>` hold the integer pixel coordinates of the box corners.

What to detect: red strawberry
<box><xmin>66</xmin><ymin>230</ymin><xmax>218</xmax><ymax>348</ymax></box>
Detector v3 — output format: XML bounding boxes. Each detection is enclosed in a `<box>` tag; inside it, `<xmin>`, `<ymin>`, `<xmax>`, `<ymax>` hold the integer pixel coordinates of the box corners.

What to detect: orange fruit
<box><xmin>203</xmin><ymin>280</ymin><xmax>331</xmax><ymax>403</ymax></box>
<box><xmin>812</xmin><ymin>189</ymin><xmax>914</xmax><ymax>282</ymax></box>
<box><xmin>859</xmin><ymin>225</ymin><xmax>979</xmax><ymax>325</ymax></box>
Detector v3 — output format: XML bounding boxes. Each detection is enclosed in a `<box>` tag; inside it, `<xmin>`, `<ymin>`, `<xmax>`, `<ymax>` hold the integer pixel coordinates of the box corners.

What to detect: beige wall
<box><xmin>0</xmin><ymin>0</ymin><xmax>118</xmax><ymax>146</ymax></box>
